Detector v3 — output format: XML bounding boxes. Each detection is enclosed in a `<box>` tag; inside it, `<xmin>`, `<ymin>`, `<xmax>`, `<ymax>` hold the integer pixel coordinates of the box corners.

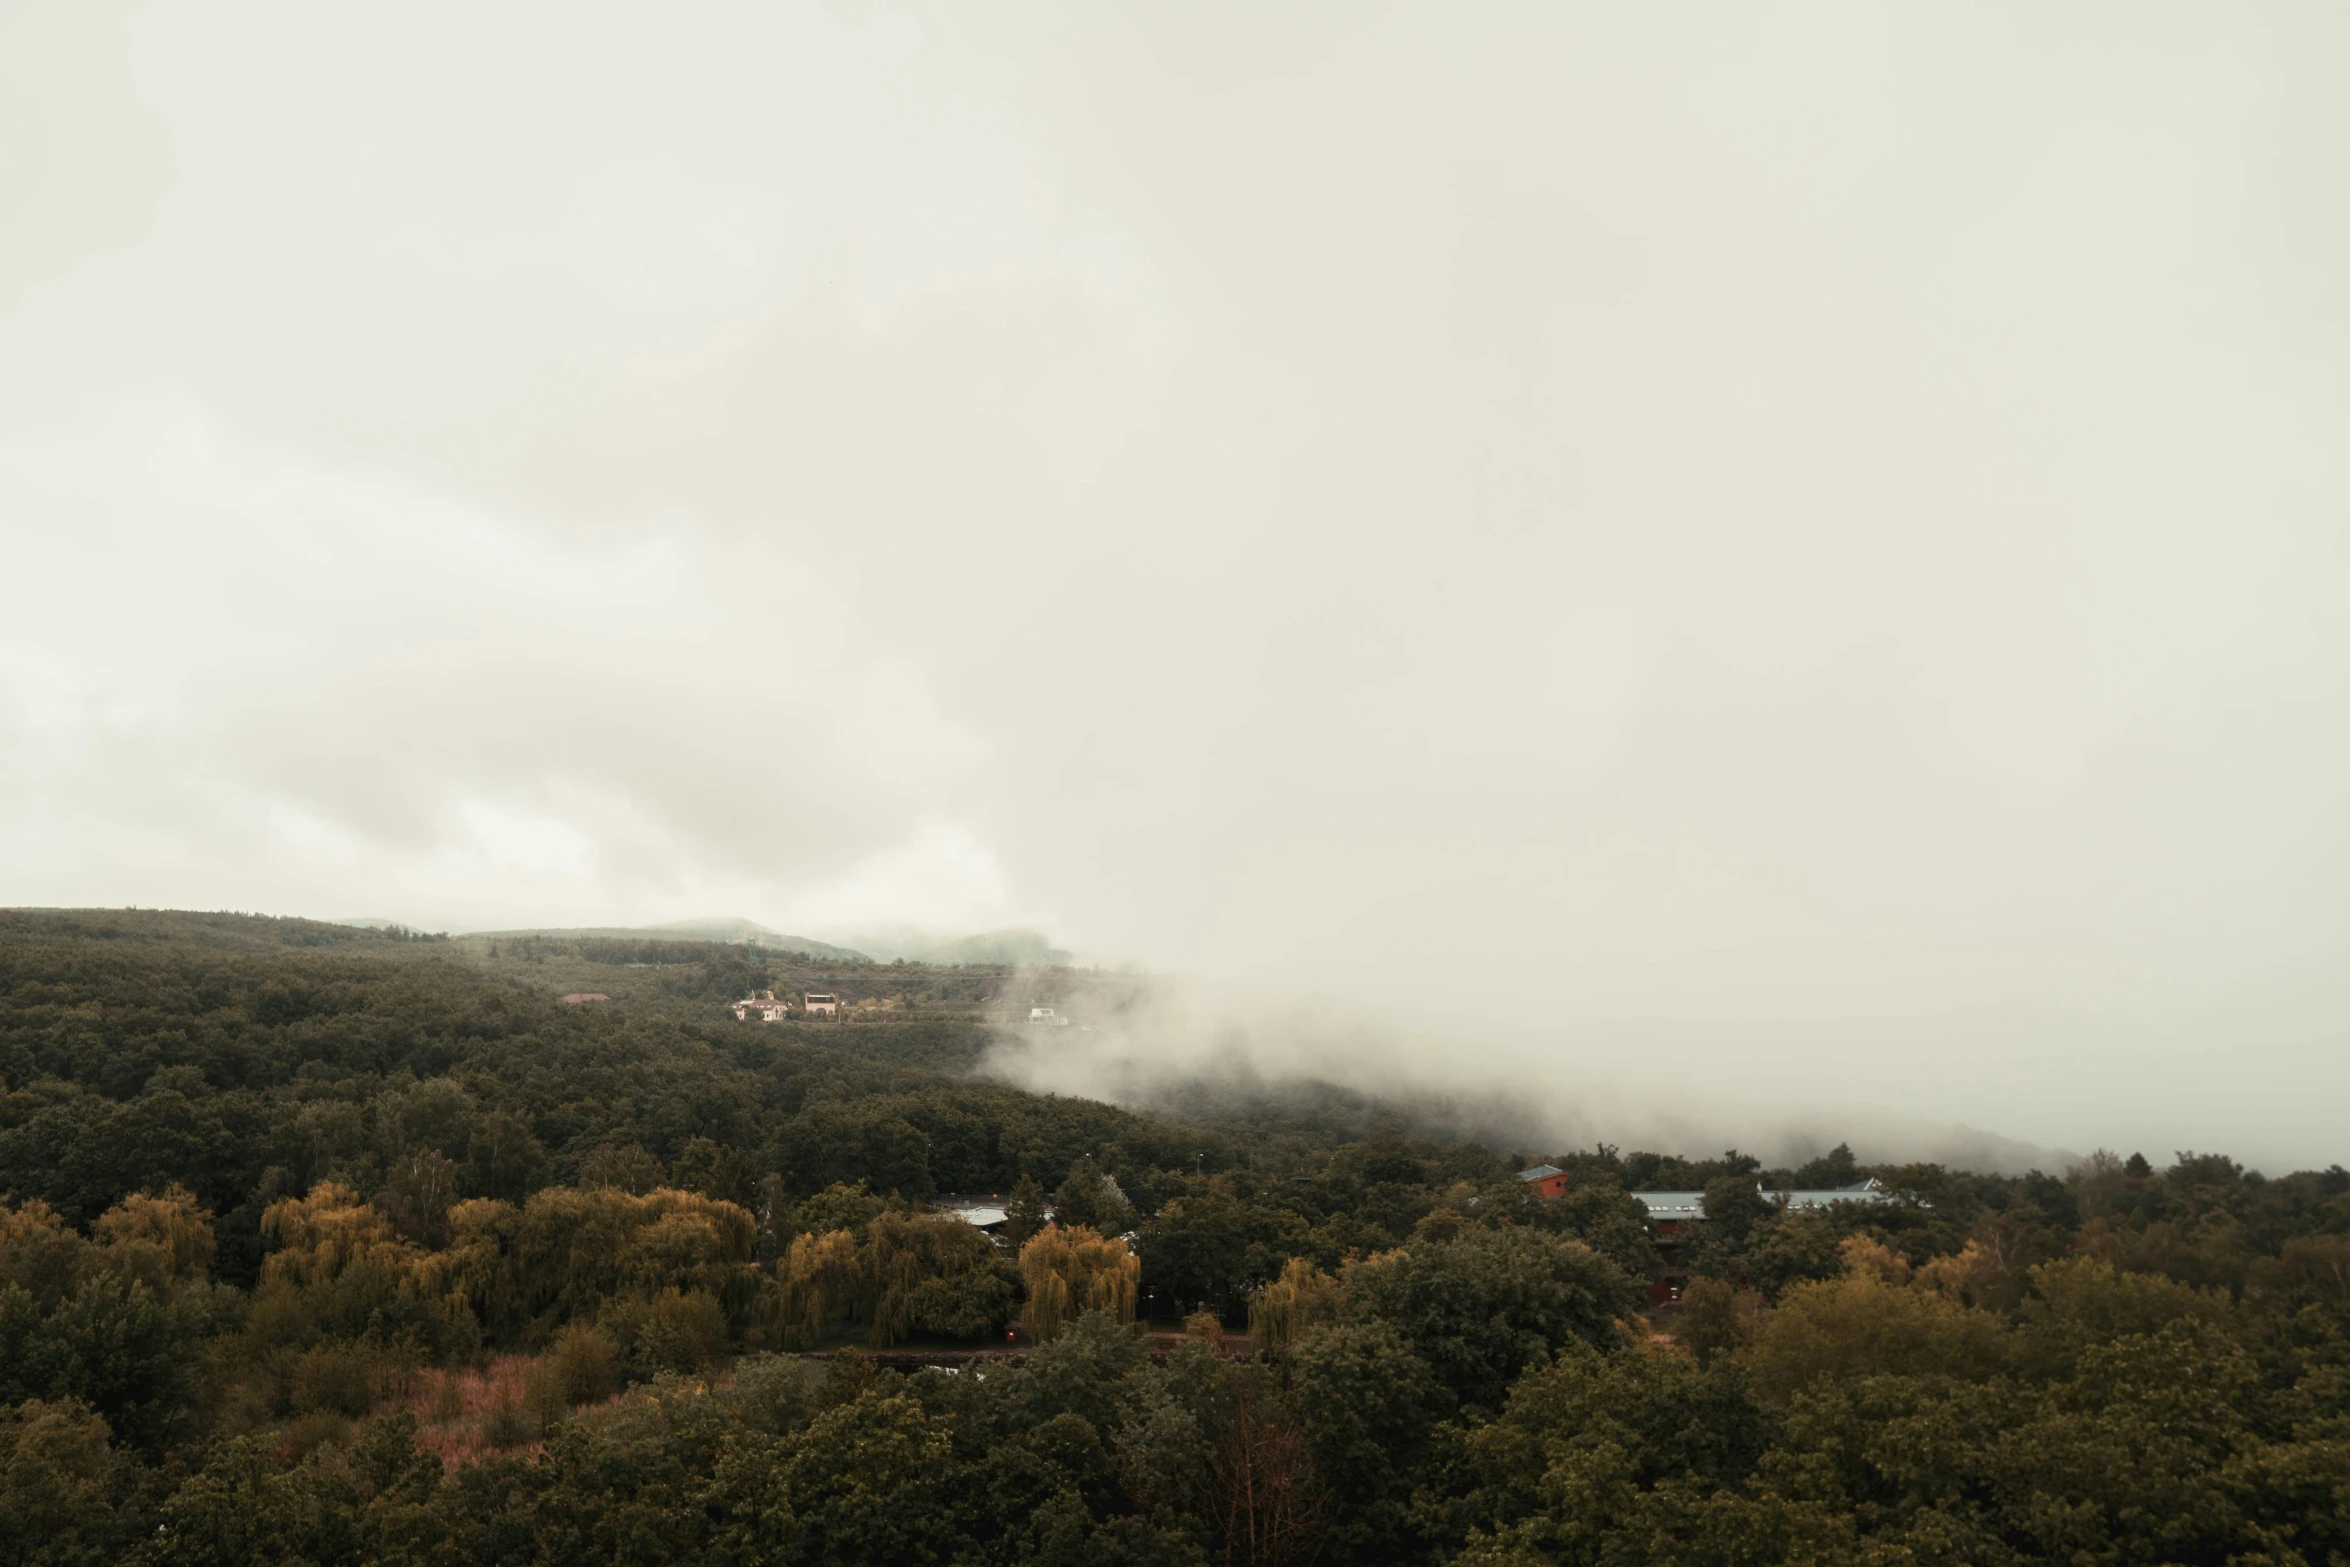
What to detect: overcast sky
<box><xmin>4</xmin><ymin>2</ymin><xmax>2347</xmax><ymax>1169</ymax></box>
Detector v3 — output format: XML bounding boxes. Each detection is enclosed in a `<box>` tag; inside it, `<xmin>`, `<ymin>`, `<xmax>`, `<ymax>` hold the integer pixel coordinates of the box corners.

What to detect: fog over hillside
<box><xmin>979</xmin><ymin>972</ymin><xmax>2083</xmax><ymax>1177</ymax></box>
<box><xmin>4</xmin><ymin>4</ymin><xmax>2347</xmax><ymax>1170</ymax></box>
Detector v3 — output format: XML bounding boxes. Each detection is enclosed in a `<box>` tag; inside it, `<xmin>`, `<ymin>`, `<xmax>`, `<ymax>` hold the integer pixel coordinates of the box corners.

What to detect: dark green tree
<box><xmin>1051</xmin><ymin>1158</ymin><xmax>1135</xmax><ymax>1237</ymax></box>
<box><xmin>1341</xmin><ymin>1226</ymin><xmax>1637</xmax><ymax>1414</ymax></box>
<box><xmin>0</xmin><ymin>1399</ymin><xmax>127</xmax><ymax>1567</ymax></box>
<box><xmin>1287</xmin><ymin>1320</ymin><xmax>1449</xmax><ymax>1562</ymax></box>
<box><xmin>1004</xmin><ymin>1175</ymin><xmax>1050</xmax><ymax>1248</ymax></box>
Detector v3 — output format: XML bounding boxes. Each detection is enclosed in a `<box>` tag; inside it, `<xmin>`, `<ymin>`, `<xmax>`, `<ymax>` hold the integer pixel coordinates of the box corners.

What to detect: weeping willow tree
<box><xmin>250</xmin><ymin>1183</ymin><xmax>483</xmax><ymax>1358</ymax></box>
<box><xmin>1247</xmin><ymin>1257</ymin><xmax>1339</xmax><ymax>1353</ymax></box>
<box><xmin>1018</xmin><ymin>1223</ymin><xmax>1139</xmax><ymax>1343</ymax></box>
<box><xmin>770</xmin><ymin>1214</ymin><xmax>1010</xmax><ymax>1350</ymax></box>
<box><xmin>862</xmin><ymin>1211</ymin><xmax>999</xmax><ymax>1348</ymax></box>
<box><xmin>92</xmin><ymin>1183</ymin><xmax>217</xmax><ymax>1284</ymax></box>
<box><xmin>863</xmin><ymin>1213</ymin><xmax>928</xmax><ymax>1349</ymax></box>
<box><xmin>773</xmin><ymin>1228</ymin><xmax>861</xmax><ymax>1349</ymax></box>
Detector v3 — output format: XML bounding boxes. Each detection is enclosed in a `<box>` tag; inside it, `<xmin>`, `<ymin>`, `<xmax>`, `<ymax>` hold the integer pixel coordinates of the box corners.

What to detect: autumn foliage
<box><xmin>1017</xmin><ymin>1223</ymin><xmax>1139</xmax><ymax>1342</ymax></box>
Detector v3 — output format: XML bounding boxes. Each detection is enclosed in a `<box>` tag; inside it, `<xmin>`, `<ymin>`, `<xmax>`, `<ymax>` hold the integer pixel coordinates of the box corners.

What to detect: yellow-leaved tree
<box><xmin>256</xmin><ymin>1182</ymin><xmax>477</xmax><ymax>1357</ymax></box>
<box><xmin>260</xmin><ymin>1182</ymin><xmax>414</xmax><ymax>1293</ymax></box>
<box><xmin>775</xmin><ymin>1228</ymin><xmax>861</xmax><ymax>1350</ymax></box>
<box><xmin>1247</xmin><ymin>1257</ymin><xmax>1338</xmax><ymax>1353</ymax></box>
<box><xmin>421</xmin><ymin>1198</ymin><xmax>523</xmax><ymax>1340</ymax></box>
<box><xmin>1018</xmin><ymin>1223</ymin><xmax>1138</xmax><ymax>1343</ymax></box>
<box><xmin>415</xmin><ymin>1185</ymin><xmax>758</xmax><ymax>1350</ymax></box>
<box><xmin>502</xmin><ymin>1186</ymin><xmax>758</xmax><ymax>1326</ymax></box>
<box><xmin>1740</xmin><ymin>1234</ymin><xmax>2005</xmax><ymax>1401</ymax></box>
<box><xmin>762</xmin><ymin>1213</ymin><xmax>1014</xmax><ymax>1350</ymax></box>
<box><xmin>92</xmin><ymin>1184</ymin><xmax>216</xmax><ymax>1286</ymax></box>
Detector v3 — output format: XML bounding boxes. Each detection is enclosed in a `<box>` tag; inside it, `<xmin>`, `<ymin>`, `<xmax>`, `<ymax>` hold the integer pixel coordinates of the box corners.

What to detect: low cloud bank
<box><xmin>978</xmin><ymin>971</ymin><xmax>2080</xmax><ymax>1178</ymax></box>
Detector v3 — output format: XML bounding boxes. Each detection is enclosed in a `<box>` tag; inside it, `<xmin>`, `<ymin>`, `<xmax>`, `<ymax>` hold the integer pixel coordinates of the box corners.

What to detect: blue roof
<box><xmin>1517</xmin><ymin>1164</ymin><xmax>1567</xmax><ymax>1181</ymax></box>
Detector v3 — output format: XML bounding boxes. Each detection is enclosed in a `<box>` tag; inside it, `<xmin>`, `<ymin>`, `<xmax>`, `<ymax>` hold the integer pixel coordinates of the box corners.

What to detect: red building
<box><xmin>1628</xmin><ymin>1191</ymin><xmax>1706</xmax><ymax>1303</ymax></box>
<box><xmin>1515</xmin><ymin>1164</ymin><xmax>1571</xmax><ymax>1200</ymax></box>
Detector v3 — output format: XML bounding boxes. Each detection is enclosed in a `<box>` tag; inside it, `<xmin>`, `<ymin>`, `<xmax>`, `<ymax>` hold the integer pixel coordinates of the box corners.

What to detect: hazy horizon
<box><xmin>5</xmin><ymin>4</ymin><xmax>2347</xmax><ymax>1171</ymax></box>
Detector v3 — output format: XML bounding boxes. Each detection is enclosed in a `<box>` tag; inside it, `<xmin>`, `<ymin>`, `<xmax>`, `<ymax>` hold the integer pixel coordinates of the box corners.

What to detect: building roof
<box><xmin>1629</xmin><ymin>1178</ymin><xmax>1896</xmax><ymax>1222</ymax></box>
<box><xmin>1516</xmin><ymin>1164</ymin><xmax>1567</xmax><ymax>1181</ymax></box>
<box><xmin>932</xmin><ymin>1194</ymin><xmax>1054</xmax><ymax>1231</ymax></box>
<box><xmin>1630</xmin><ymin>1190</ymin><xmax>1707</xmax><ymax>1220</ymax></box>
<box><xmin>1774</xmin><ymin>1178</ymin><xmax>1892</xmax><ymax>1210</ymax></box>
<box><xmin>559</xmin><ymin>993</ymin><xmax>610</xmax><ymax>1004</ymax></box>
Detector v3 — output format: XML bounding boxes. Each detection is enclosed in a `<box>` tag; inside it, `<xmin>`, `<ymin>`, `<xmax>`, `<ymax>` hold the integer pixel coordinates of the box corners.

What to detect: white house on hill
<box><xmin>731</xmin><ymin>990</ymin><xmax>790</xmax><ymax>1022</ymax></box>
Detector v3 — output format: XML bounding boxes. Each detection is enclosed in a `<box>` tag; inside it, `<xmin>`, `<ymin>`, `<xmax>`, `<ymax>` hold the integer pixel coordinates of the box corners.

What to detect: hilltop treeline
<box><xmin>450</xmin><ymin>929</ymin><xmax>1015</xmax><ymax>1012</ymax></box>
<box><xmin>2</xmin><ymin>909</ymin><xmax>2347</xmax><ymax>1566</ymax></box>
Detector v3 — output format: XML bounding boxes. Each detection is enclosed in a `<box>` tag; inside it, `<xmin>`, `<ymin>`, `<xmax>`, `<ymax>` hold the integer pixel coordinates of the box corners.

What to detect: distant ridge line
<box><xmin>453</xmin><ymin>922</ymin><xmax>872</xmax><ymax>963</ymax></box>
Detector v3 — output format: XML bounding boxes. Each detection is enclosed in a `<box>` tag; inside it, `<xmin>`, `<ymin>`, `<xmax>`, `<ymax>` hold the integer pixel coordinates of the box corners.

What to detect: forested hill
<box><xmin>0</xmin><ymin>908</ymin><xmax>1180</xmax><ymax>1282</ymax></box>
<box><xmin>3</xmin><ymin>908</ymin><xmax>2349</xmax><ymax>1566</ymax></box>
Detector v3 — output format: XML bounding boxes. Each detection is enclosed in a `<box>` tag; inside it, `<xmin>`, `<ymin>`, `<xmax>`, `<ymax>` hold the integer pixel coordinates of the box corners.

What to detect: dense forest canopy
<box><xmin>1</xmin><ymin>908</ymin><xmax>2345</xmax><ymax>1566</ymax></box>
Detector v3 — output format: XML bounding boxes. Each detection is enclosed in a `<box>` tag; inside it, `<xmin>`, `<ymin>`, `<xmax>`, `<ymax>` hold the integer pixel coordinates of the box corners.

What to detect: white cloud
<box><xmin>3</xmin><ymin>1</ymin><xmax>2348</xmax><ymax>1168</ymax></box>
<box><xmin>0</xmin><ymin>391</ymin><xmax>996</xmax><ymax>931</ymax></box>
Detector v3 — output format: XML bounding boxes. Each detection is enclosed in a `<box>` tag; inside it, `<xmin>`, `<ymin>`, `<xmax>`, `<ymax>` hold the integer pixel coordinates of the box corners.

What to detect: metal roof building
<box><xmin>1627</xmin><ymin>1177</ymin><xmax>1896</xmax><ymax>1222</ymax></box>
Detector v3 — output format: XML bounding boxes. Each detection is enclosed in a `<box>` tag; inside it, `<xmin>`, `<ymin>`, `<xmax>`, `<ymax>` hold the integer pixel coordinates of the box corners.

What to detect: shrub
<box><xmin>280</xmin><ymin>1409</ymin><xmax>354</xmax><ymax>1460</ymax></box>
<box><xmin>530</xmin><ymin>1321</ymin><xmax>619</xmax><ymax>1409</ymax></box>
<box><xmin>1676</xmin><ymin>1276</ymin><xmax>1763</xmax><ymax>1368</ymax></box>
<box><xmin>289</xmin><ymin>1342</ymin><xmax>378</xmax><ymax>1418</ymax></box>
<box><xmin>608</xmin><ymin>1289</ymin><xmax>728</xmax><ymax>1379</ymax></box>
<box><xmin>481</xmin><ymin>1397</ymin><xmax>536</xmax><ymax>1449</ymax></box>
